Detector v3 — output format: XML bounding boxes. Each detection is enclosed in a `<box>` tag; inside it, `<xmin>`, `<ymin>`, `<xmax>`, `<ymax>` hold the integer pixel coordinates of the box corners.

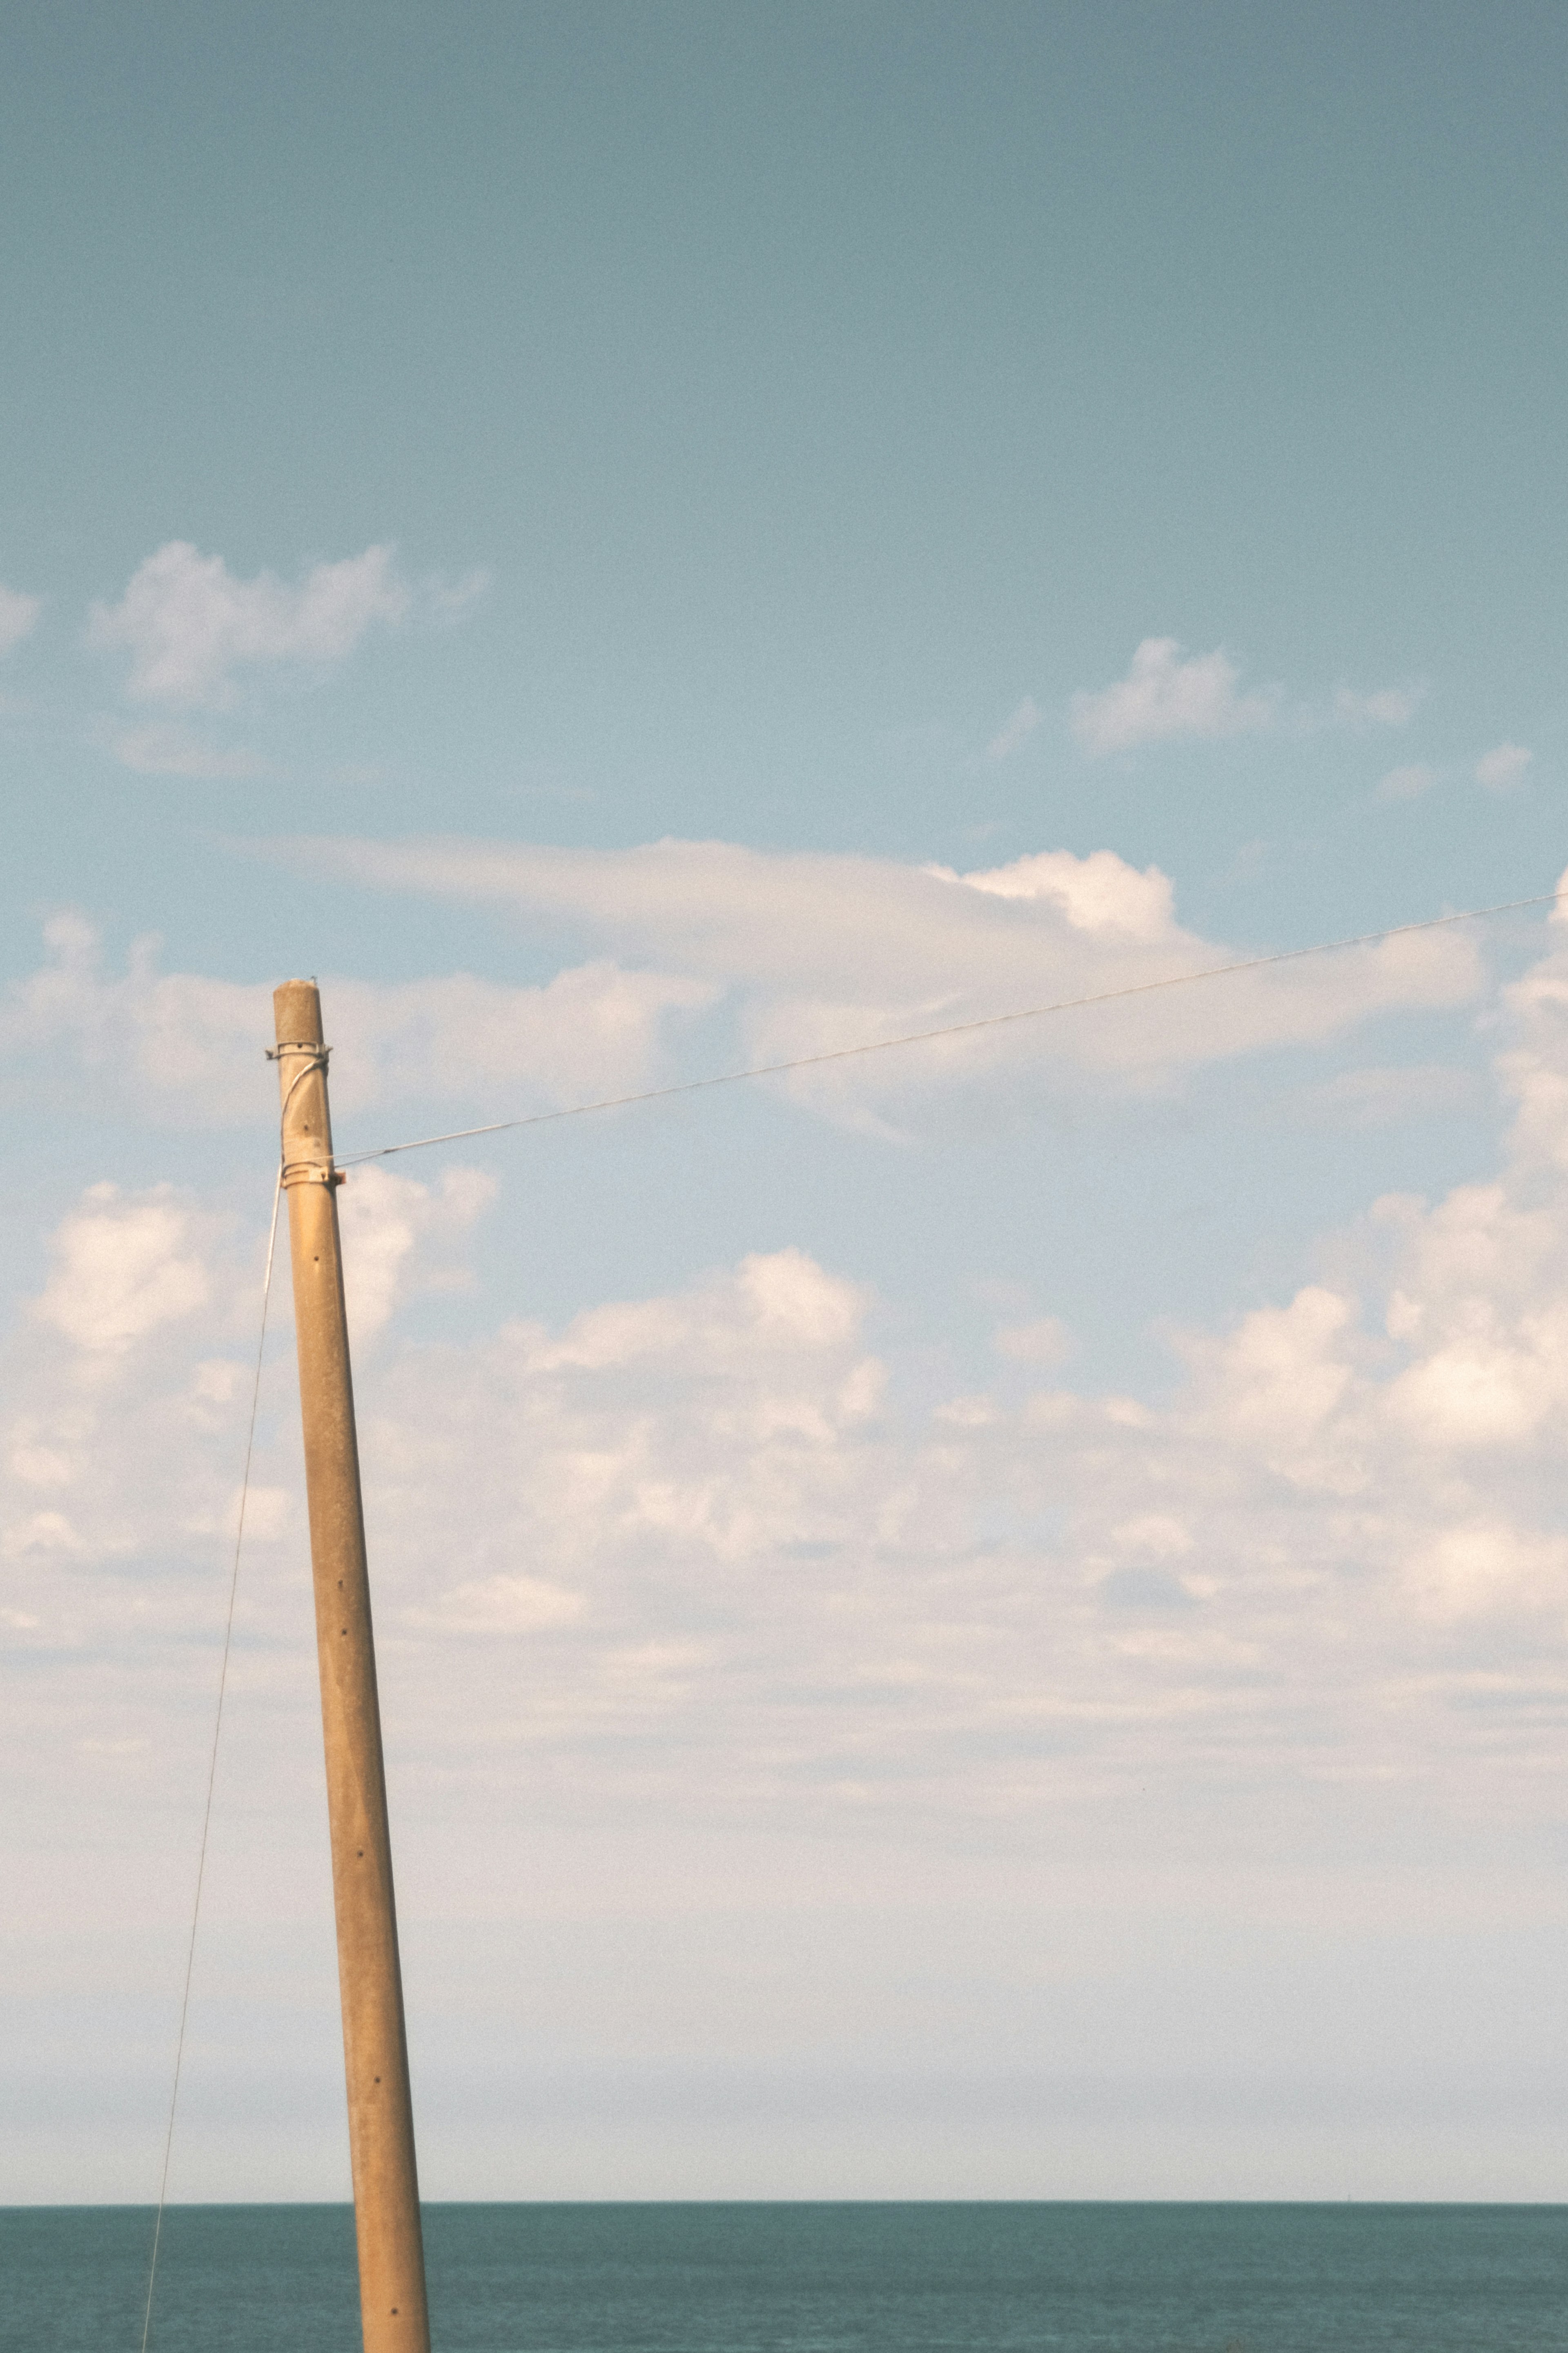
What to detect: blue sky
<box><xmin>4</xmin><ymin>2</ymin><xmax>1568</xmax><ymax>2204</ymax></box>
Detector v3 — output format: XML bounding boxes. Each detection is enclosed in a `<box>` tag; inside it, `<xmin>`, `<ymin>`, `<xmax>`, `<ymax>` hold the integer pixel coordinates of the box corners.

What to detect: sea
<box><xmin>4</xmin><ymin>2201</ymin><xmax>1564</xmax><ymax>2352</ymax></box>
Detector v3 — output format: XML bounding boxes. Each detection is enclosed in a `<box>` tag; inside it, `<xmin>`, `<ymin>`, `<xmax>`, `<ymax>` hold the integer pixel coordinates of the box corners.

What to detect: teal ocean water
<box><xmin>4</xmin><ymin>2201</ymin><xmax>1564</xmax><ymax>2351</ymax></box>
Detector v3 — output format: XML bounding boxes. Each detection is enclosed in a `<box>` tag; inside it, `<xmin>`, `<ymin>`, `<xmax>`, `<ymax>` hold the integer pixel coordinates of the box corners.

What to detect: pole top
<box><xmin>274</xmin><ymin>979</ymin><xmax>324</xmax><ymax>1044</ymax></box>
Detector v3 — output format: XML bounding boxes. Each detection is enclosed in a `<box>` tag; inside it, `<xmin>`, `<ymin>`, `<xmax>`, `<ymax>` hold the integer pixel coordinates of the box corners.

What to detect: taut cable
<box><xmin>138</xmin><ymin>1171</ymin><xmax>284</xmax><ymax>2353</ymax></box>
<box><xmin>335</xmin><ymin>886</ymin><xmax>1563</xmax><ymax>1170</ymax></box>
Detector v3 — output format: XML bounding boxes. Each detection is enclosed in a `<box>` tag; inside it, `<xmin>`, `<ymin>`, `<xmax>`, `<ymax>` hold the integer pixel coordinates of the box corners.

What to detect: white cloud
<box><xmin>423</xmin><ymin>567</ymin><xmax>492</xmax><ymax>624</ymax></box>
<box><xmin>1475</xmin><ymin>742</ymin><xmax>1532</xmax><ymax>793</ymax></box>
<box><xmin>946</xmin><ymin>847</ymin><xmax>1176</xmax><ymax>937</ymax></box>
<box><xmin>33</xmin><ymin>1184</ymin><xmax>209</xmax><ymax>1355</ymax></box>
<box><xmin>0</xmin><ymin>914</ymin><xmax>717</xmax><ymax>1129</ymax></box>
<box><xmin>22</xmin><ymin>881</ymin><xmax>1554</xmax><ymax>1817</ymax></box>
<box><xmin>0</xmin><ymin>582</ymin><xmax>41</xmax><ymax>655</ymax></box>
<box><xmin>1288</xmin><ymin>1063</ymin><xmax>1480</xmax><ymax>1127</ymax></box>
<box><xmin>1070</xmin><ymin>638</ymin><xmax>1276</xmax><ymax>755</ymax></box>
<box><xmin>993</xmin><ymin>1316</ymin><xmax>1071</xmax><ymax>1364</ymax></box>
<box><xmin>0</xmin><ymin>1185</ymin><xmax>303</xmax><ymax>1638</ymax></box>
<box><xmin>419</xmin><ymin>1571</ymin><xmax>585</xmax><ymax>1631</ymax></box>
<box><xmin>1334</xmin><ymin>684</ymin><xmax>1425</xmax><ymax>728</ymax></box>
<box><xmin>9</xmin><ymin>882</ymin><xmax>1568</xmax><ymax>2203</ymax></box>
<box><xmin>7</xmin><ymin>852</ymin><xmax>1483</xmax><ymax>1147</ymax></box>
<box><xmin>87</xmin><ymin>541</ymin><xmax>412</xmax><ymax>708</ymax></box>
<box><xmin>985</xmin><ymin>696</ymin><xmax>1041</xmax><ymax>761</ymax></box>
<box><xmin>358</xmin><ymin>1249</ymin><xmax>891</xmax><ymax>1643</ymax></box>
<box><xmin>290</xmin><ymin>834</ymin><xmax>1484</xmax><ymax>1129</ymax></box>
<box><xmin>108</xmin><ymin>722</ymin><xmax>270</xmax><ymax>780</ymax></box>
<box><xmin>1376</xmin><ymin>763</ymin><xmax>1438</xmax><ymax>802</ymax></box>
<box><xmin>1069</xmin><ymin>654</ymin><xmax>1424</xmax><ymax>756</ymax></box>
<box><xmin>337</xmin><ymin>1163</ymin><xmax>496</xmax><ymax>1339</ymax></box>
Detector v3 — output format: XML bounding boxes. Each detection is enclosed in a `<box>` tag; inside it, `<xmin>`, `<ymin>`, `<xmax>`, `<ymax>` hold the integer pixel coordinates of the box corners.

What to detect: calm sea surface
<box><xmin>3</xmin><ymin>2201</ymin><xmax>1564</xmax><ymax>2352</ymax></box>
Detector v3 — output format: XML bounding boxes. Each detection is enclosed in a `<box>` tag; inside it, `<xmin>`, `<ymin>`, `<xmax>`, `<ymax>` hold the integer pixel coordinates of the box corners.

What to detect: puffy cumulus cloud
<box><xmin>944</xmin><ymin>847</ymin><xmax>1178</xmax><ymax>937</ymax></box>
<box><xmin>0</xmin><ymin>915</ymin><xmax>716</xmax><ymax>1129</ymax></box>
<box><xmin>1070</xmin><ymin>638</ymin><xmax>1277</xmax><ymax>755</ymax></box>
<box><xmin>0</xmin><ymin>581</ymin><xmax>41</xmax><ymax>655</ymax></box>
<box><xmin>87</xmin><ymin>541</ymin><xmax>413</xmax><ymax>708</ymax></box>
<box><xmin>366</xmin><ymin>1249</ymin><xmax>886</xmax><ymax>1645</ymax></box>
<box><xmin>10</xmin><ymin>905</ymin><xmax>1568</xmax><ymax>1858</ymax></box>
<box><xmin>1174</xmin><ymin>1284</ymin><xmax>1367</xmax><ymax>1492</ymax></box>
<box><xmin>1128</xmin><ymin>906</ymin><xmax>1568</xmax><ymax>1528</ymax></box>
<box><xmin>1374</xmin><ymin>1167</ymin><xmax>1568</xmax><ymax>1455</ymax></box>
<box><xmin>33</xmin><ymin>1184</ymin><xmax>209</xmax><ymax>1355</ymax></box>
<box><xmin>330</xmin><ymin>1189</ymin><xmax>1566</xmax><ymax>1827</ymax></box>
<box><xmin>0</xmin><ymin>915</ymin><xmax>272</xmax><ymax>1119</ymax></box>
<box><xmin>0</xmin><ymin>1182</ymin><xmax>280</xmax><ymax>1604</ymax></box>
<box><xmin>11</xmin><ymin>890</ymin><xmax>1568</xmax><ymax>1823</ymax></box>
<box><xmin>327</xmin><ymin>899</ymin><xmax>1568</xmax><ymax>1822</ymax></box>
<box><xmin>294</xmin><ymin>834</ymin><xmax>1483</xmax><ymax>1129</ymax></box>
<box><xmin>337</xmin><ymin>1163</ymin><xmax>497</xmax><ymax>1340</ymax></box>
<box><xmin>0</xmin><ymin>1156</ymin><xmax>495</xmax><ymax>1639</ymax></box>
<box><xmin>12</xmin><ymin>907</ymin><xmax>1568</xmax><ymax>2206</ymax></box>
<box><xmin>1403</xmin><ymin>1523</ymin><xmax>1568</xmax><ymax>1623</ymax></box>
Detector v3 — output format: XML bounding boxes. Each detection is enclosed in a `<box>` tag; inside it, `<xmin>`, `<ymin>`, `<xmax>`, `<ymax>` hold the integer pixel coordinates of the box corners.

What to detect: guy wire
<box><xmin>138</xmin><ymin>1170</ymin><xmax>284</xmax><ymax>2353</ymax></box>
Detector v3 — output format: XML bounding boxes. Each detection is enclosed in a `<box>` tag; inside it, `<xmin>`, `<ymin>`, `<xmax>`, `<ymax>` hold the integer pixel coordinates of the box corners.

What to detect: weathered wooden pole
<box><xmin>273</xmin><ymin>980</ymin><xmax>430</xmax><ymax>2353</ymax></box>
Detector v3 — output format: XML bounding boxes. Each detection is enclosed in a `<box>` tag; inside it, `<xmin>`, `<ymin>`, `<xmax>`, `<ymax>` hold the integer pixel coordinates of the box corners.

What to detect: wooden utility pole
<box><xmin>273</xmin><ymin>981</ymin><xmax>430</xmax><ymax>2353</ymax></box>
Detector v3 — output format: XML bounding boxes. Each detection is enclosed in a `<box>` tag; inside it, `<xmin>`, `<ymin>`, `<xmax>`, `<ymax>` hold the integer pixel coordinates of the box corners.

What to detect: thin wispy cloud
<box><xmin>276</xmin><ymin>834</ymin><xmax>1485</xmax><ymax>1135</ymax></box>
<box><xmin>0</xmin><ymin>581</ymin><xmax>41</xmax><ymax>656</ymax></box>
<box><xmin>1</xmin><ymin>843</ymin><xmax>1489</xmax><ymax>1145</ymax></box>
<box><xmin>986</xmin><ymin>695</ymin><xmax>1041</xmax><ymax>761</ymax></box>
<box><xmin>1334</xmin><ymin>683</ymin><xmax>1425</xmax><ymax>727</ymax></box>
<box><xmin>1476</xmin><ymin>741</ymin><xmax>1532</xmax><ymax>793</ymax></box>
<box><xmin>1376</xmin><ymin>762</ymin><xmax>1439</xmax><ymax>802</ymax></box>
<box><xmin>108</xmin><ymin>722</ymin><xmax>271</xmax><ymax>781</ymax></box>
<box><xmin>424</xmin><ymin>568</ymin><xmax>492</xmax><ymax>625</ymax></box>
<box><xmin>1287</xmin><ymin>1062</ymin><xmax>1481</xmax><ymax>1127</ymax></box>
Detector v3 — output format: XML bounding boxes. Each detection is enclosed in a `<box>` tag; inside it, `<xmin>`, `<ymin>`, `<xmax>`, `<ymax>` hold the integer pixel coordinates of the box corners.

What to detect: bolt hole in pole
<box><xmin>274</xmin><ymin>980</ymin><xmax>431</xmax><ymax>2353</ymax></box>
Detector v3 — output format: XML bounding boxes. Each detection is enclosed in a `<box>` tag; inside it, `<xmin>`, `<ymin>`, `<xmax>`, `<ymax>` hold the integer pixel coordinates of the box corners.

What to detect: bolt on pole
<box><xmin>274</xmin><ymin>981</ymin><xmax>430</xmax><ymax>2353</ymax></box>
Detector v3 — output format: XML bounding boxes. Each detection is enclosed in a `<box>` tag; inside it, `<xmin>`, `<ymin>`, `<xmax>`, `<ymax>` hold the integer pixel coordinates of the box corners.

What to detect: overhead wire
<box><xmin>335</xmin><ymin>885</ymin><xmax>1562</xmax><ymax>1170</ymax></box>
